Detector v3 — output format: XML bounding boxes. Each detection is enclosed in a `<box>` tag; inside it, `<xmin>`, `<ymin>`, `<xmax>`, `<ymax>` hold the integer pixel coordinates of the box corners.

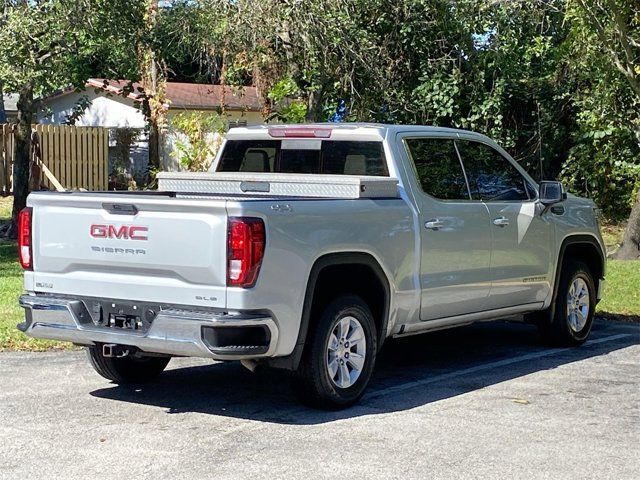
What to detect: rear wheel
<box><xmin>295</xmin><ymin>295</ymin><xmax>377</xmax><ymax>409</ymax></box>
<box><xmin>538</xmin><ymin>261</ymin><xmax>596</xmax><ymax>346</ymax></box>
<box><xmin>86</xmin><ymin>345</ymin><xmax>170</xmax><ymax>384</ymax></box>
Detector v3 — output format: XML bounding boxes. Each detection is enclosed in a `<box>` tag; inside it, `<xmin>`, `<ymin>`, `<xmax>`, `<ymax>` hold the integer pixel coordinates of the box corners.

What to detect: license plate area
<box><xmin>88</xmin><ymin>300</ymin><xmax>160</xmax><ymax>334</ymax></box>
<box><xmin>108</xmin><ymin>312</ymin><xmax>142</xmax><ymax>330</ymax></box>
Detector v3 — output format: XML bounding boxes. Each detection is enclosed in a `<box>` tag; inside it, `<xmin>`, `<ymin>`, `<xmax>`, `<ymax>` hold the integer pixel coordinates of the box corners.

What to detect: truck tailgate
<box><xmin>27</xmin><ymin>192</ymin><xmax>228</xmax><ymax>309</ymax></box>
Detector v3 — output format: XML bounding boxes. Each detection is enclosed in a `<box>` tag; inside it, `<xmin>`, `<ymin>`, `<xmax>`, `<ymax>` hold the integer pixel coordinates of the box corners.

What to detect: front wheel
<box><xmin>538</xmin><ymin>261</ymin><xmax>596</xmax><ymax>346</ymax></box>
<box><xmin>295</xmin><ymin>295</ymin><xmax>377</xmax><ymax>409</ymax></box>
<box><xmin>86</xmin><ymin>345</ymin><xmax>170</xmax><ymax>384</ymax></box>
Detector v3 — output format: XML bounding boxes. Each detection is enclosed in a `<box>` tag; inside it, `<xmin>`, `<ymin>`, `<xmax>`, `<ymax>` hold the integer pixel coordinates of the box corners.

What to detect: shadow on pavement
<box><xmin>90</xmin><ymin>319</ymin><xmax>639</xmax><ymax>425</ymax></box>
<box><xmin>597</xmin><ymin>311</ymin><xmax>640</xmax><ymax>323</ymax></box>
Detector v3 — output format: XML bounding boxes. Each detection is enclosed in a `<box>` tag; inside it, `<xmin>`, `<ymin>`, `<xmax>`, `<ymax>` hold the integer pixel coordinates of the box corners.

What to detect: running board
<box><xmin>394</xmin><ymin>302</ymin><xmax>545</xmax><ymax>338</ymax></box>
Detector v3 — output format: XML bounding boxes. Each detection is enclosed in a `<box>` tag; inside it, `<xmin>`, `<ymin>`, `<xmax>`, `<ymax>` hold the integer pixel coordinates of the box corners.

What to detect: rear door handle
<box><xmin>493</xmin><ymin>216</ymin><xmax>510</xmax><ymax>227</ymax></box>
<box><xmin>425</xmin><ymin>219</ymin><xmax>444</xmax><ymax>230</ymax></box>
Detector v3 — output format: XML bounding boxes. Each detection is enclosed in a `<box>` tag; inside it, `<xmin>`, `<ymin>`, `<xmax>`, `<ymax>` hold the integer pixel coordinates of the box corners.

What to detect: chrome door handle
<box><xmin>425</xmin><ymin>219</ymin><xmax>444</xmax><ymax>230</ymax></box>
<box><xmin>493</xmin><ymin>216</ymin><xmax>510</xmax><ymax>227</ymax></box>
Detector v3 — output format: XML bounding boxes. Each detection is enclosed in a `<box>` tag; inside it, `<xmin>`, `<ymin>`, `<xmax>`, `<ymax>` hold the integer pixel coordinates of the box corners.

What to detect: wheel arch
<box><xmin>267</xmin><ymin>252</ymin><xmax>392</xmax><ymax>371</ymax></box>
<box><xmin>552</xmin><ymin>234</ymin><xmax>605</xmax><ymax>308</ymax></box>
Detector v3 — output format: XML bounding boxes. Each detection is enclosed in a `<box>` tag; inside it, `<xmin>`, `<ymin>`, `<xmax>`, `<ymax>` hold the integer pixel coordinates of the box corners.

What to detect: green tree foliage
<box><xmin>560</xmin><ymin>0</ymin><xmax>640</xmax><ymax>221</ymax></box>
<box><xmin>0</xmin><ymin>0</ymin><xmax>142</xmax><ymax>96</ymax></box>
<box><xmin>170</xmin><ymin>111</ymin><xmax>226</xmax><ymax>171</ymax></box>
<box><xmin>203</xmin><ymin>1</ymin><xmax>585</xmax><ymax>183</ymax></box>
<box><xmin>1</xmin><ymin>0</ymin><xmax>637</xmax><ymax>234</ymax></box>
<box><xmin>266</xmin><ymin>78</ymin><xmax>308</xmax><ymax>123</ymax></box>
<box><xmin>187</xmin><ymin>0</ymin><xmax>638</xmax><ymax>250</ymax></box>
<box><xmin>0</xmin><ymin>0</ymin><xmax>143</xmax><ymax>235</ymax></box>
<box><xmin>560</xmin><ymin>0</ymin><xmax>639</xmax><ymax>259</ymax></box>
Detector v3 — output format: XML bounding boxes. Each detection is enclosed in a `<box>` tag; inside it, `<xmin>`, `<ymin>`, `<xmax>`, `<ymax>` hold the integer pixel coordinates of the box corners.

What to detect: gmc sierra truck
<box><xmin>17</xmin><ymin>123</ymin><xmax>606</xmax><ymax>408</ymax></box>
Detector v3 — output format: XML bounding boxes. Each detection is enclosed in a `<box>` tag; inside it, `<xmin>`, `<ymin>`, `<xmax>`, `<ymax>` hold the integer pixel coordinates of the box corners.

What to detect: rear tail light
<box><xmin>227</xmin><ymin>217</ymin><xmax>265</xmax><ymax>288</ymax></box>
<box><xmin>18</xmin><ymin>207</ymin><xmax>33</xmax><ymax>270</ymax></box>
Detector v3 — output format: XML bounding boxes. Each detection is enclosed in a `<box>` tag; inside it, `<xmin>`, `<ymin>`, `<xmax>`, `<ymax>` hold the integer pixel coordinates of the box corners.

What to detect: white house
<box><xmin>1</xmin><ymin>93</ymin><xmax>18</xmax><ymax>122</ymax></box>
<box><xmin>38</xmin><ymin>79</ymin><xmax>266</xmax><ymax>172</ymax></box>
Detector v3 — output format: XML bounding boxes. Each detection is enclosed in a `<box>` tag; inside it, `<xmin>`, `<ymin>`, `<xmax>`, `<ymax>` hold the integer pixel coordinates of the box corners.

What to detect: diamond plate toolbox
<box><xmin>156</xmin><ymin>172</ymin><xmax>399</xmax><ymax>199</ymax></box>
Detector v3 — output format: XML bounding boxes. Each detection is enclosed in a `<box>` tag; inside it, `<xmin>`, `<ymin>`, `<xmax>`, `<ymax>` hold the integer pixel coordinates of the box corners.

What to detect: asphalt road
<box><xmin>1</xmin><ymin>319</ymin><xmax>638</xmax><ymax>480</ymax></box>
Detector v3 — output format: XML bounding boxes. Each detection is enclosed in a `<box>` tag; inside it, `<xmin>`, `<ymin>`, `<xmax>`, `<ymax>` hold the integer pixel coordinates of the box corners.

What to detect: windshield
<box><xmin>216</xmin><ymin>140</ymin><xmax>389</xmax><ymax>176</ymax></box>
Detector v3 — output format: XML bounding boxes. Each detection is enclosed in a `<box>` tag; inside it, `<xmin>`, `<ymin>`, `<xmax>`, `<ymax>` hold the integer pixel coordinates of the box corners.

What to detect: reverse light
<box><xmin>227</xmin><ymin>217</ymin><xmax>265</xmax><ymax>288</ymax></box>
<box><xmin>18</xmin><ymin>207</ymin><xmax>33</xmax><ymax>270</ymax></box>
<box><xmin>267</xmin><ymin>127</ymin><xmax>332</xmax><ymax>138</ymax></box>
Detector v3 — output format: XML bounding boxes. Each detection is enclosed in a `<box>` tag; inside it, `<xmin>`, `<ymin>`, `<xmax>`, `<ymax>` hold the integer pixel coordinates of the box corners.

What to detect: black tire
<box><xmin>538</xmin><ymin>261</ymin><xmax>596</xmax><ymax>346</ymax></box>
<box><xmin>86</xmin><ymin>345</ymin><xmax>170</xmax><ymax>384</ymax></box>
<box><xmin>295</xmin><ymin>295</ymin><xmax>377</xmax><ymax>409</ymax></box>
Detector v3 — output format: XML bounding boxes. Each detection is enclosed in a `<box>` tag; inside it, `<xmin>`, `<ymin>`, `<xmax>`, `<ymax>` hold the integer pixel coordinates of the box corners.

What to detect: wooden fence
<box><xmin>1</xmin><ymin>124</ymin><xmax>15</xmax><ymax>196</ymax></box>
<box><xmin>0</xmin><ymin>124</ymin><xmax>109</xmax><ymax>195</ymax></box>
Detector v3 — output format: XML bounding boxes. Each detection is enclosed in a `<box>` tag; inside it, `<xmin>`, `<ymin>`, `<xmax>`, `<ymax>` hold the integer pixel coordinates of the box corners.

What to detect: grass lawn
<box><xmin>601</xmin><ymin>221</ymin><xmax>626</xmax><ymax>257</ymax></box>
<box><xmin>1</xmin><ymin>196</ymin><xmax>68</xmax><ymax>350</ymax></box>
<box><xmin>0</xmin><ymin>242</ymin><xmax>68</xmax><ymax>351</ymax></box>
<box><xmin>598</xmin><ymin>259</ymin><xmax>640</xmax><ymax>321</ymax></box>
<box><xmin>0</xmin><ymin>195</ymin><xmax>637</xmax><ymax>350</ymax></box>
<box><xmin>0</xmin><ymin>195</ymin><xmax>11</xmax><ymax>223</ymax></box>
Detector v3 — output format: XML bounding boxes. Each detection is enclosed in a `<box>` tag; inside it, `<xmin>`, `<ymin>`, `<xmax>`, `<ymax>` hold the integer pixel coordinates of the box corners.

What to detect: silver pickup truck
<box><xmin>17</xmin><ymin>123</ymin><xmax>605</xmax><ymax>408</ymax></box>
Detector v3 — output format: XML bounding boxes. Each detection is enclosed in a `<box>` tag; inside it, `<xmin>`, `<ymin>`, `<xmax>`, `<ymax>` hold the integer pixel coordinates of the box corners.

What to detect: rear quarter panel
<box><xmin>225</xmin><ymin>197</ymin><xmax>417</xmax><ymax>356</ymax></box>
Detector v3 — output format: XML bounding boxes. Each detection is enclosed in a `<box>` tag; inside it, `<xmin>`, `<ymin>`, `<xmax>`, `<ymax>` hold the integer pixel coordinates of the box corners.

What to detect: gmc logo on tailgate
<box><xmin>90</xmin><ymin>224</ymin><xmax>148</xmax><ymax>240</ymax></box>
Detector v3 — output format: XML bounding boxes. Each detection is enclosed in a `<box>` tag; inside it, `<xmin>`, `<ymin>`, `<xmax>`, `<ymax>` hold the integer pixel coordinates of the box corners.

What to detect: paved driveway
<box><xmin>1</xmin><ymin>320</ymin><xmax>638</xmax><ymax>479</ymax></box>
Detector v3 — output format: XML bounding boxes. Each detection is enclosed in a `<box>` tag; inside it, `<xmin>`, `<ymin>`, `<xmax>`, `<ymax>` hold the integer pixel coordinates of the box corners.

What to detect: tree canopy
<box><xmin>1</xmin><ymin>0</ymin><xmax>638</xmax><ymax>248</ymax></box>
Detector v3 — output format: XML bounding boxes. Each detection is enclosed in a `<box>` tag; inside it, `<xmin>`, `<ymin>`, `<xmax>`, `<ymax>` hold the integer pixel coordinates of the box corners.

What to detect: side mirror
<box><xmin>539</xmin><ymin>181</ymin><xmax>566</xmax><ymax>206</ymax></box>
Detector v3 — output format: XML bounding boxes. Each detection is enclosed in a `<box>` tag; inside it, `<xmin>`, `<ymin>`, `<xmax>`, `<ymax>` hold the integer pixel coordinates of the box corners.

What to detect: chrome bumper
<box><xmin>19</xmin><ymin>294</ymin><xmax>279</xmax><ymax>360</ymax></box>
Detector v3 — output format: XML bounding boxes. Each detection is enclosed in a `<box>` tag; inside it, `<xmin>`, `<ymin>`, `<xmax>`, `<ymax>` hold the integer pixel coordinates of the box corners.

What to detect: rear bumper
<box><xmin>18</xmin><ymin>294</ymin><xmax>279</xmax><ymax>360</ymax></box>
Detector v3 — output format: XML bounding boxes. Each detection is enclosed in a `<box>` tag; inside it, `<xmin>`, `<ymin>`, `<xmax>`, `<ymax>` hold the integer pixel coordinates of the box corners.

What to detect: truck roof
<box><xmin>225</xmin><ymin>123</ymin><xmax>489</xmax><ymax>142</ymax></box>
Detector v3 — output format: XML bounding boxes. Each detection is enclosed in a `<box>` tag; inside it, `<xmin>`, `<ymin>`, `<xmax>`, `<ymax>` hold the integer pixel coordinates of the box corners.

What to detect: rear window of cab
<box><xmin>217</xmin><ymin>140</ymin><xmax>389</xmax><ymax>176</ymax></box>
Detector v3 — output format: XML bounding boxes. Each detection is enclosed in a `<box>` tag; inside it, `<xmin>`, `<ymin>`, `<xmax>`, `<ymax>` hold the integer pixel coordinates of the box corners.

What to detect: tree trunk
<box><xmin>0</xmin><ymin>80</ymin><xmax>7</xmax><ymax>124</ymax></box>
<box><xmin>8</xmin><ymin>82</ymin><xmax>34</xmax><ymax>238</ymax></box>
<box><xmin>138</xmin><ymin>0</ymin><xmax>165</xmax><ymax>175</ymax></box>
<box><xmin>305</xmin><ymin>90</ymin><xmax>318</xmax><ymax>122</ymax></box>
<box><xmin>305</xmin><ymin>84</ymin><xmax>326</xmax><ymax>123</ymax></box>
<box><xmin>146</xmin><ymin>49</ymin><xmax>161</xmax><ymax>172</ymax></box>
<box><xmin>148</xmin><ymin>120</ymin><xmax>160</xmax><ymax>172</ymax></box>
<box><xmin>614</xmin><ymin>190</ymin><xmax>640</xmax><ymax>260</ymax></box>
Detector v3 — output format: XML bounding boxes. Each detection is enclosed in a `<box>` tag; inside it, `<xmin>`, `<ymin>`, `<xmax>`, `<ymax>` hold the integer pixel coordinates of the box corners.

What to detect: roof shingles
<box><xmin>87</xmin><ymin>79</ymin><xmax>262</xmax><ymax>112</ymax></box>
